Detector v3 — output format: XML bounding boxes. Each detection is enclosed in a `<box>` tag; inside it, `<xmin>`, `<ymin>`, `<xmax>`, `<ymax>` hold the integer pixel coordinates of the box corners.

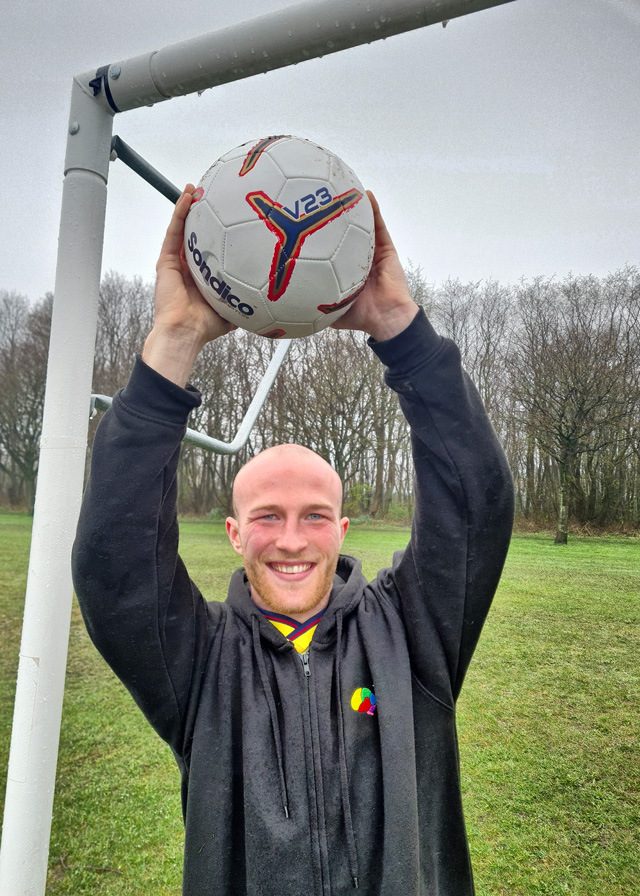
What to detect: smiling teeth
<box><xmin>271</xmin><ymin>563</ymin><xmax>312</xmax><ymax>574</ymax></box>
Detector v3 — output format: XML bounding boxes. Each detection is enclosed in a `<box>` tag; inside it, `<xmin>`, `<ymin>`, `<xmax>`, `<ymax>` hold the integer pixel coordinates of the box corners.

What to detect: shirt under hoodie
<box><xmin>72</xmin><ymin>310</ymin><xmax>514</xmax><ymax>896</ymax></box>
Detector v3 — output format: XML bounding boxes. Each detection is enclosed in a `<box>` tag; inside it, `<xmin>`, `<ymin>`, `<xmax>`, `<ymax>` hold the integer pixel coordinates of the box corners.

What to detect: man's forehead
<box><xmin>239</xmin><ymin>444</ymin><xmax>336</xmax><ymax>478</ymax></box>
<box><xmin>233</xmin><ymin>445</ymin><xmax>342</xmax><ymax>508</ymax></box>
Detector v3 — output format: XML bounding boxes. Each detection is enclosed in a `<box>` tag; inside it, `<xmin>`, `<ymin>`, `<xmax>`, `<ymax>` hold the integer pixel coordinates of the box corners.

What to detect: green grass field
<box><xmin>0</xmin><ymin>512</ymin><xmax>638</xmax><ymax>894</ymax></box>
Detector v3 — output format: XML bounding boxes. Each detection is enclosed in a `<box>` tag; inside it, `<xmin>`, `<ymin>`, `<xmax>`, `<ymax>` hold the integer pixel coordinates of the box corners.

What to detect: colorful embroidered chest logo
<box><xmin>351</xmin><ymin>687</ymin><xmax>376</xmax><ymax>716</ymax></box>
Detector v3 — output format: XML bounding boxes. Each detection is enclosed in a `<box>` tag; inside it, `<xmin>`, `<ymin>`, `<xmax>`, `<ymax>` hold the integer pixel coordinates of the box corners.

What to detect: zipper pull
<box><xmin>300</xmin><ymin>650</ymin><xmax>311</xmax><ymax>678</ymax></box>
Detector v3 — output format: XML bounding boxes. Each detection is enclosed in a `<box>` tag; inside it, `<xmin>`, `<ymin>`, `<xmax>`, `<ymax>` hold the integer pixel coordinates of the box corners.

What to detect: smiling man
<box><xmin>73</xmin><ymin>186</ymin><xmax>514</xmax><ymax>896</ymax></box>
<box><xmin>227</xmin><ymin>444</ymin><xmax>349</xmax><ymax>622</ymax></box>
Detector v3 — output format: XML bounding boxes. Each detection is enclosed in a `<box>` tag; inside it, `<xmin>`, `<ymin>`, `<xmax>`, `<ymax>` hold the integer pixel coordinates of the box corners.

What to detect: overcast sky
<box><xmin>1</xmin><ymin>0</ymin><xmax>638</xmax><ymax>303</ymax></box>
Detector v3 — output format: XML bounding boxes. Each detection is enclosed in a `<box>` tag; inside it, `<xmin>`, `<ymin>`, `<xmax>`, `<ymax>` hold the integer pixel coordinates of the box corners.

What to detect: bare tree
<box><xmin>508</xmin><ymin>273</ymin><xmax>638</xmax><ymax>542</ymax></box>
<box><xmin>93</xmin><ymin>271</ymin><xmax>155</xmax><ymax>396</ymax></box>
<box><xmin>8</xmin><ymin>261</ymin><xmax>626</xmax><ymax>534</ymax></box>
<box><xmin>267</xmin><ymin>330</ymin><xmax>373</xmax><ymax>485</ymax></box>
<box><xmin>0</xmin><ymin>293</ymin><xmax>52</xmax><ymax>509</ymax></box>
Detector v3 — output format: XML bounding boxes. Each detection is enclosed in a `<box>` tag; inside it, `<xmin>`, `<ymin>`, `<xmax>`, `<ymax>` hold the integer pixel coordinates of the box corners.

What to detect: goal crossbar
<box><xmin>85</xmin><ymin>0</ymin><xmax>515</xmax><ymax>115</ymax></box>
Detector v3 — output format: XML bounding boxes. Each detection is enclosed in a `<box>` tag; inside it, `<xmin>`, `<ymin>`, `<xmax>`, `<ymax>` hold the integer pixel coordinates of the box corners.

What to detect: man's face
<box><xmin>226</xmin><ymin>446</ymin><xmax>349</xmax><ymax>622</ymax></box>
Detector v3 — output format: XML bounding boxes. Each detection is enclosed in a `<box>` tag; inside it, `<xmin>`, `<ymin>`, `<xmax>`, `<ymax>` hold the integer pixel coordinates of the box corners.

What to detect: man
<box><xmin>72</xmin><ymin>186</ymin><xmax>514</xmax><ymax>895</ymax></box>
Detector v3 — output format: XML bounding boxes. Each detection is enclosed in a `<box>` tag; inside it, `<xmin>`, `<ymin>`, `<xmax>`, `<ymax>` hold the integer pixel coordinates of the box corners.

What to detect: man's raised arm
<box><xmin>141</xmin><ymin>184</ymin><xmax>236</xmax><ymax>385</ymax></box>
<box><xmin>72</xmin><ymin>187</ymin><xmax>236</xmax><ymax>750</ymax></box>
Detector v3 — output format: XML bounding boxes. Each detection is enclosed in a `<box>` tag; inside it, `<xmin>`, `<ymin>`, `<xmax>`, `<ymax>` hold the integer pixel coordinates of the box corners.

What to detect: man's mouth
<box><xmin>268</xmin><ymin>562</ymin><xmax>314</xmax><ymax>575</ymax></box>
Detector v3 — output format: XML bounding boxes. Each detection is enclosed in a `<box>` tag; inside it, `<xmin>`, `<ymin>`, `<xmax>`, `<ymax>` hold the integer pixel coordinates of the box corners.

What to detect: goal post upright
<box><xmin>0</xmin><ymin>80</ymin><xmax>113</xmax><ymax>896</ymax></box>
<box><xmin>0</xmin><ymin>1</ymin><xmax>516</xmax><ymax>893</ymax></box>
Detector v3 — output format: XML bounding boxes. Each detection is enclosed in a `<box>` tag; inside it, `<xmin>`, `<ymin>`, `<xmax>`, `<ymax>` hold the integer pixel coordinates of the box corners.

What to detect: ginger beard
<box><xmin>242</xmin><ymin>547</ymin><xmax>341</xmax><ymax>619</ymax></box>
<box><xmin>226</xmin><ymin>445</ymin><xmax>349</xmax><ymax>622</ymax></box>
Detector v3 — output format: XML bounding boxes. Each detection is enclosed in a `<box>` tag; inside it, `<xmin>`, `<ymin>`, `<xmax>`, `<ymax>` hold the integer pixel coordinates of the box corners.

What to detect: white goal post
<box><xmin>0</xmin><ymin>1</ymin><xmax>515</xmax><ymax>893</ymax></box>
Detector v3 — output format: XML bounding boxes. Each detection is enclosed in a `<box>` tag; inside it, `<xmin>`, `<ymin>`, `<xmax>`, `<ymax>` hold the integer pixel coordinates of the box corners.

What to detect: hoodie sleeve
<box><xmin>370</xmin><ymin>309</ymin><xmax>514</xmax><ymax>705</ymax></box>
<box><xmin>72</xmin><ymin>357</ymin><xmax>218</xmax><ymax>754</ymax></box>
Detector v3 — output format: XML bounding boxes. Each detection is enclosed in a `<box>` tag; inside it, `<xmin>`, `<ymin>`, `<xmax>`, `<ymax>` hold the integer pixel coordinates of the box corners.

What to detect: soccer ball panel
<box><xmin>312</xmin><ymin>288</ymin><xmax>363</xmax><ymax>331</ymax></box>
<box><xmin>271</xmin><ymin>260</ymin><xmax>340</xmax><ymax>323</ymax></box>
<box><xmin>329</xmin><ymin>153</ymin><xmax>365</xmax><ymax>192</ymax></box>
<box><xmin>339</xmin><ymin>198</ymin><xmax>374</xmax><ymax>233</ymax></box>
<box><xmin>263</xmin><ymin>321</ymin><xmax>315</xmax><ymax>339</ymax></box>
<box><xmin>332</xmin><ymin>223</ymin><xmax>376</xmax><ymax>292</ymax></box>
<box><xmin>210</xmin><ymin>154</ymin><xmax>284</xmax><ymax>226</ymax></box>
<box><xmin>299</xmin><ymin>214</ymin><xmax>348</xmax><ymax>261</ymax></box>
<box><xmin>224</xmin><ymin>221</ymin><xmax>276</xmax><ymax>290</ymax></box>
<box><xmin>226</xmin><ymin>135</ymin><xmax>290</xmax><ymax>168</ymax></box>
<box><xmin>218</xmin><ymin>139</ymin><xmax>256</xmax><ymax>164</ymax></box>
<box><xmin>271</xmin><ymin>138</ymin><xmax>331</xmax><ymax>180</ymax></box>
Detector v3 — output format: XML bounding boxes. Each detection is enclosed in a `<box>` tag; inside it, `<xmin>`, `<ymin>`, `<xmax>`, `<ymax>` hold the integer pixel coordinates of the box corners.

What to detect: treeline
<box><xmin>1</xmin><ymin>265</ymin><xmax>639</xmax><ymax>537</ymax></box>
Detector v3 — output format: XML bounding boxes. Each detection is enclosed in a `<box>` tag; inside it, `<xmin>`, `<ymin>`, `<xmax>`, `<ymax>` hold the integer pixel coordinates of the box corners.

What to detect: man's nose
<box><xmin>274</xmin><ymin>519</ymin><xmax>308</xmax><ymax>553</ymax></box>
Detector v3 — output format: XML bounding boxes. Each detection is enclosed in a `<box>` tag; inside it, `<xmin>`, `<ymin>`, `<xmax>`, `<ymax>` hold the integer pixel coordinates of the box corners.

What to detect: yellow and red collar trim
<box><xmin>258</xmin><ymin>608</ymin><xmax>325</xmax><ymax>654</ymax></box>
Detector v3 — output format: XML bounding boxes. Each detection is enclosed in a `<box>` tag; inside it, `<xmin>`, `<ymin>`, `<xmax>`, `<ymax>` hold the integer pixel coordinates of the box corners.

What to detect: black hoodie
<box><xmin>72</xmin><ymin>310</ymin><xmax>514</xmax><ymax>895</ymax></box>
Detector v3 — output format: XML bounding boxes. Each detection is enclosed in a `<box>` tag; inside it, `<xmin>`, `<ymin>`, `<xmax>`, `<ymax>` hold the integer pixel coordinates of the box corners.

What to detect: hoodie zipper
<box><xmin>298</xmin><ymin>648</ymin><xmax>330</xmax><ymax>895</ymax></box>
<box><xmin>300</xmin><ymin>650</ymin><xmax>311</xmax><ymax>679</ymax></box>
<box><xmin>299</xmin><ymin>647</ymin><xmax>359</xmax><ymax>890</ymax></box>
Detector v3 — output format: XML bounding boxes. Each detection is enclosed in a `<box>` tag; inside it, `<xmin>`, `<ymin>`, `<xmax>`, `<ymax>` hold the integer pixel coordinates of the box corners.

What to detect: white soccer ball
<box><xmin>184</xmin><ymin>136</ymin><xmax>375</xmax><ymax>338</ymax></box>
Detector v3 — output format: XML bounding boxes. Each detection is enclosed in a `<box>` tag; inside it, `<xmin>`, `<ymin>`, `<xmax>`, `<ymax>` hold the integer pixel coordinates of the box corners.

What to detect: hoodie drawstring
<box><xmin>336</xmin><ymin>610</ymin><xmax>360</xmax><ymax>889</ymax></box>
<box><xmin>252</xmin><ymin>616</ymin><xmax>290</xmax><ymax>818</ymax></box>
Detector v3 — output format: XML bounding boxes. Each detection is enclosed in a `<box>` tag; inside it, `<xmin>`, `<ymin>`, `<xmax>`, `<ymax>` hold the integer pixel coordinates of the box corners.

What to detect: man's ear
<box><xmin>340</xmin><ymin>517</ymin><xmax>349</xmax><ymax>543</ymax></box>
<box><xmin>226</xmin><ymin>518</ymin><xmax>243</xmax><ymax>556</ymax></box>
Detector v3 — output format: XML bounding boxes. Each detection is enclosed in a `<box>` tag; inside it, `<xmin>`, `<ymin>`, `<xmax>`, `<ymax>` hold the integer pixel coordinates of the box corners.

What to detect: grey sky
<box><xmin>1</xmin><ymin>0</ymin><xmax>638</xmax><ymax>303</ymax></box>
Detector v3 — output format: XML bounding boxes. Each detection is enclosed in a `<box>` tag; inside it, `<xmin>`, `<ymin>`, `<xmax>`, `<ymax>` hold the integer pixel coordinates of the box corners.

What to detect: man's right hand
<box><xmin>142</xmin><ymin>185</ymin><xmax>236</xmax><ymax>387</ymax></box>
<box><xmin>332</xmin><ymin>191</ymin><xmax>419</xmax><ymax>343</ymax></box>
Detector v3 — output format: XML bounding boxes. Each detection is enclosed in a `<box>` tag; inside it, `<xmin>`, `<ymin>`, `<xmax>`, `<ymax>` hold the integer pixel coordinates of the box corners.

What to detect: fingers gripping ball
<box><xmin>184</xmin><ymin>136</ymin><xmax>375</xmax><ymax>339</ymax></box>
